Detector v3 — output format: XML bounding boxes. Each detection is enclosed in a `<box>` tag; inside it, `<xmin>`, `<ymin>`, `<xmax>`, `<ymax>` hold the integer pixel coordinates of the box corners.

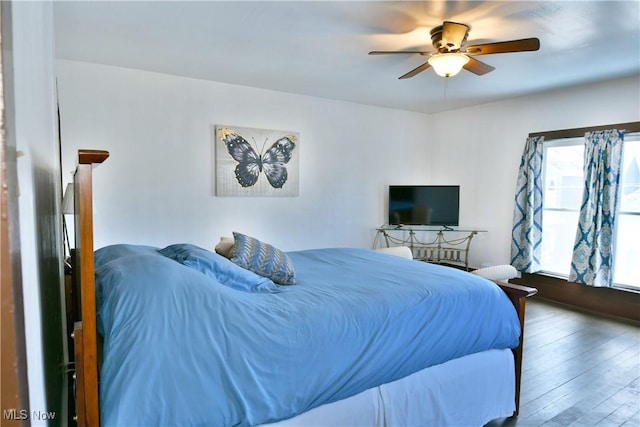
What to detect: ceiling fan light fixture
<box><xmin>428</xmin><ymin>53</ymin><xmax>470</xmax><ymax>77</ymax></box>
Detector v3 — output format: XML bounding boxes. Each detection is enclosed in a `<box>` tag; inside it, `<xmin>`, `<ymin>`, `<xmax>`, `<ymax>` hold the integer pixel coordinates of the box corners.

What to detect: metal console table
<box><xmin>374</xmin><ymin>225</ymin><xmax>487</xmax><ymax>270</ymax></box>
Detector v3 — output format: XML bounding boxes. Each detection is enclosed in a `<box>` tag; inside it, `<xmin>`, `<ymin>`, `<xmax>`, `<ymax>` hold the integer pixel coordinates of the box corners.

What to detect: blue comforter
<box><xmin>95</xmin><ymin>244</ymin><xmax>520</xmax><ymax>426</ymax></box>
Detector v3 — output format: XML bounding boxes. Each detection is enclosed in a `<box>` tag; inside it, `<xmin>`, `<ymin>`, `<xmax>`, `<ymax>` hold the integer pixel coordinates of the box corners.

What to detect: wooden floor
<box><xmin>486</xmin><ymin>299</ymin><xmax>640</xmax><ymax>427</ymax></box>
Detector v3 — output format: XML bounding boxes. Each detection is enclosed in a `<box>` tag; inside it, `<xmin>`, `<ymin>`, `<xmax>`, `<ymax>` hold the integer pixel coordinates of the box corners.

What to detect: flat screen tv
<box><xmin>388</xmin><ymin>185</ymin><xmax>460</xmax><ymax>226</ymax></box>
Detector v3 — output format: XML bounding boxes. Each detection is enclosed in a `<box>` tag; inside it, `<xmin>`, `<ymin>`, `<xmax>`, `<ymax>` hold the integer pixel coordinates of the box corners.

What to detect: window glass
<box><xmin>541</xmin><ymin>210</ymin><xmax>580</xmax><ymax>276</ymax></box>
<box><xmin>618</xmin><ymin>138</ymin><xmax>640</xmax><ymax>213</ymax></box>
<box><xmin>614</xmin><ymin>136</ymin><xmax>640</xmax><ymax>289</ymax></box>
<box><xmin>613</xmin><ymin>214</ymin><xmax>640</xmax><ymax>288</ymax></box>
<box><xmin>541</xmin><ymin>141</ymin><xmax>584</xmax><ymax>276</ymax></box>
<box><xmin>543</xmin><ymin>144</ymin><xmax>584</xmax><ymax>210</ymax></box>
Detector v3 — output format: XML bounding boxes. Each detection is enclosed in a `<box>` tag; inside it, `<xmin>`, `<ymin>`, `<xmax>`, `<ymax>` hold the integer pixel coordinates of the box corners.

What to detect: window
<box><xmin>540</xmin><ymin>133</ymin><xmax>640</xmax><ymax>290</ymax></box>
<box><xmin>613</xmin><ymin>136</ymin><xmax>640</xmax><ymax>289</ymax></box>
<box><xmin>541</xmin><ymin>139</ymin><xmax>584</xmax><ymax>277</ymax></box>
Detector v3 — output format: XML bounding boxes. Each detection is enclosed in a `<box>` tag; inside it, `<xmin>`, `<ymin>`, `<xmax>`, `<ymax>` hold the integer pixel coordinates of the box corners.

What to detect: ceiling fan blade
<box><xmin>399</xmin><ymin>61</ymin><xmax>432</xmax><ymax>79</ymax></box>
<box><xmin>369</xmin><ymin>50</ymin><xmax>433</xmax><ymax>55</ymax></box>
<box><xmin>465</xmin><ymin>38</ymin><xmax>540</xmax><ymax>55</ymax></box>
<box><xmin>463</xmin><ymin>57</ymin><xmax>495</xmax><ymax>75</ymax></box>
<box><xmin>440</xmin><ymin>21</ymin><xmax>470</xmax><ymax>50</ymax></box>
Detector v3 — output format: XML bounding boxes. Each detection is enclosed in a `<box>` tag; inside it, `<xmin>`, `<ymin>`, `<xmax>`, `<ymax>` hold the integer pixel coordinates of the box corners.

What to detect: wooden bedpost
<box><xmin>72</xmin><ymin>149</ymin><xmax>109</xmax><ymax>427</ymax></box>
<box><xmin>495</xmin><ymin>281</ymin><xmax>537</xmax><ymax>416</ymax></box>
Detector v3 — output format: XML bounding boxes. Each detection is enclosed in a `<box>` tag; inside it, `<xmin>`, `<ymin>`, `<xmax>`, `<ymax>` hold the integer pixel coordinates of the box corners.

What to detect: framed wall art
<box><xmin>214</xmin><ymin>125</ymin><xmax>299</xmax><ymax>196</ymax></box>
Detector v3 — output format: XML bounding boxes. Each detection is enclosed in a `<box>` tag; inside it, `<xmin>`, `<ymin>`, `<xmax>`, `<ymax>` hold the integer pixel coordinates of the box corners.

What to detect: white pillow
<box><xmin>472</xmin><ymin>265</ymin><xmax>518</xmax><ymax>282</ymax></box>
<box><xmin>374</xmin><ymin>246</ymin><xmax>414</xmax><ymax>260</ymax></box>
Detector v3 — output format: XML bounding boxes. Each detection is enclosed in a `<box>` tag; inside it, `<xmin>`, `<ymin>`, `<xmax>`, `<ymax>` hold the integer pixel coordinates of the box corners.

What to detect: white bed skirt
<box><xmin>262</xmin><ymin>348</ymin><xmax>516</xmax><ymax>427</ymax></box>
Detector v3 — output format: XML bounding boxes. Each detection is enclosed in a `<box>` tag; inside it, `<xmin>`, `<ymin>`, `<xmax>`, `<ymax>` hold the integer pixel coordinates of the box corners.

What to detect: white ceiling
<box><xmin>53</xmin><ymin>1</ymin><xmax>640</xmax><ymax>114</ymax></box>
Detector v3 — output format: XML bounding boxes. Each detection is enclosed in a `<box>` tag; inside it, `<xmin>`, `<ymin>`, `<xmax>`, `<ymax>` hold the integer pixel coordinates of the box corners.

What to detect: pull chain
<box><xmin>443</xmin><ymin>77</ymin><xmax>449</xmax><ymax>101</ymax></box>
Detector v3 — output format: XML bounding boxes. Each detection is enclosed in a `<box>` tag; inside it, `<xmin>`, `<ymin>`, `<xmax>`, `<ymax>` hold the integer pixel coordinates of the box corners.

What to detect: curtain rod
<box><xmin>529</xmin><ymin>121</ymin><xmax>640</xmax><ymax>140</ymax></box>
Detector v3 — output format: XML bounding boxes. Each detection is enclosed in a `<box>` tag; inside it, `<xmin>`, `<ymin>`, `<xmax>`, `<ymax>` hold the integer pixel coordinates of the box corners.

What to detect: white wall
<box><xmin>428</xmin><ymin>75</ymin><xmax>640</xmax><ymax>267</ymax></box>
<box><xmin>57</xmin><ymin>60</ymin><xmax>639</xmax><ymax>268</ymax></box>
<box><xmin>57</xmin><ymin>60</ymin><xmax>432</xmax><ymax>251</ymax></box>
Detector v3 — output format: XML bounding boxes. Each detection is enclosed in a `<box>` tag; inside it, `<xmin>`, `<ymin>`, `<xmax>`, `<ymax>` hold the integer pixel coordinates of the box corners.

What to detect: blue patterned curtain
<box><xmin>569</xmin><ymin>130</ymin><xmax>624</xmax><ymax>287</ymax></box>
<box><xmin>511</xmin><ymin>136</ymin><xmax>544</xmax><ymax>273</ymax></box>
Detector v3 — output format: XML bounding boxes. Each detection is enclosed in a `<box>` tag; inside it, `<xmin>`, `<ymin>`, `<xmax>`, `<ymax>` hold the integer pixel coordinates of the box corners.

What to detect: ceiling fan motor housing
<box><xmin>430</xmin><ymin>21</ymin><xmax>470</xmax><ymax>52</ymax></box>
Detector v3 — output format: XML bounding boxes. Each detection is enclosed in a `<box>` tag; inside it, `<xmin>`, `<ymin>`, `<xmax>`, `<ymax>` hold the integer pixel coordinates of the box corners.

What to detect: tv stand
<box><xmin>374</xmin><ymin>225</ymin><xmax>486</xmax><ymax>270</ymax></box>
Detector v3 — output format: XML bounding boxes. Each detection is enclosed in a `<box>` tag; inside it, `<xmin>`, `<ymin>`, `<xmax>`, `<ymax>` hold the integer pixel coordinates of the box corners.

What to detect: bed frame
<box><xmin>68</xmin><ymin>148</ymin><xmax>537</xmax><ymax>426</ymax></box>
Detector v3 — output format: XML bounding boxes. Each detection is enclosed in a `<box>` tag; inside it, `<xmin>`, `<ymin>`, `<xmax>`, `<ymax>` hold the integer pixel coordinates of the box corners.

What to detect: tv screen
<box><xmin>388</xmin><ymin>185</ymin><xmax>460</xmax><ymax>226</ymax></box>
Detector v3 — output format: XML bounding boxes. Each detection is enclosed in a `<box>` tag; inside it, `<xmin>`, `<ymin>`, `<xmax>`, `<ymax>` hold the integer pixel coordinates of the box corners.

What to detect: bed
<box><xmin>69</xmin><ymin>149</ymin><xmax>537</xmax><ymax>426</ymax></box>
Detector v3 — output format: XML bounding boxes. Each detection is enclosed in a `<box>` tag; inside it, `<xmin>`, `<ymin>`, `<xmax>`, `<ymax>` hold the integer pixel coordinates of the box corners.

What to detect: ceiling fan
<box><xmin>369</xmin><ymin>21</ymin><xmax>540</xmax><ymax>79</ymax></box>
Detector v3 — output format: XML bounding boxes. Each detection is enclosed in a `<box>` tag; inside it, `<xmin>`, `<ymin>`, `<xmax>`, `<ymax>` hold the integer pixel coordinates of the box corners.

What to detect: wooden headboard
<box><xmin>71</xmin><ymin>149</ymin><xmax>109</xmax><ymax>427</ymax></box>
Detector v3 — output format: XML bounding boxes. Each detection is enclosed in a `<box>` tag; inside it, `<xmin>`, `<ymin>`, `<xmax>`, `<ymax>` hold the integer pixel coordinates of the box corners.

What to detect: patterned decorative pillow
<box><xmin>231</xmin><ymin>232</ymin><xmax>297</xmax><ymax>285</ymax></box>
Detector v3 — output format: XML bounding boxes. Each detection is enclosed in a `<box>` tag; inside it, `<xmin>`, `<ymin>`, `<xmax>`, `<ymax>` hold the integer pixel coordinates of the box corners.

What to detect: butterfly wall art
<box><xmin>215</xmin><ymin>125</ymin><xmax>300</xmax><ymax>196</ymax></box>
